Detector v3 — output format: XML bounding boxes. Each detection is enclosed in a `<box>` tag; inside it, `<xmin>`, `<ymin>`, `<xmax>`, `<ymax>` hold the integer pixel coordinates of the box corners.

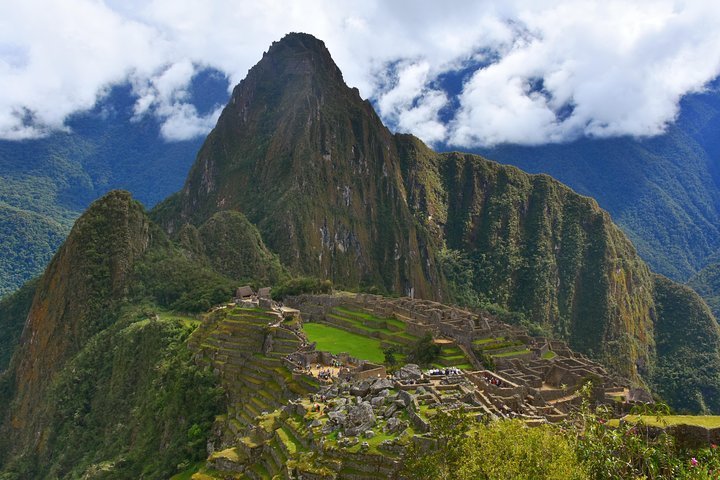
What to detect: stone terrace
<box><xmin>288</xmin><ymin>293</ymin><xmax>634</xmax><ymax>419</ymax></box>
<box><xmin>189</xmin><ymin>306</ymin><xmax>321</xmax><ymax>446</ymax></box>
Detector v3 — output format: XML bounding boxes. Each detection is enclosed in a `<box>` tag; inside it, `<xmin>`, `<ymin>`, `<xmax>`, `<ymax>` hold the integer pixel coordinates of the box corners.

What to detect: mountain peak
<box><xmin>267</xmin><ymin>32</ymin><xmax>332</xmax><ymax>57</ymax></box>
<box><xmin>252</xmin><ymin>32</ymin><xmax>345</xmax><ymax>87</ymax></box>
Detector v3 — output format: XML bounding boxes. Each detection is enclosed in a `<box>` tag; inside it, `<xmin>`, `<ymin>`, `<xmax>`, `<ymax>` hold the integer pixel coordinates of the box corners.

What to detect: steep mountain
<box><xmin>0</xmin><ymin>189</ymin><xmax>289</xmax><ymax>478</ymax></box>
<box><xmin>469</xmin><ymin>86</ymin><xmax>720</xmax><ymax>282</ymax></box>
<box><xmin>156</xmin><ymin>33</ymin><xmax>658</xmax><ymax>383</ymax></box>
<box><xmin>652</xmin><ymin>274</ymin><xmax>720</xmax><ymax>413</ymax></box>
<box><xmin>154</xmin><ymin>33</ymin><xmax>444</xmax><ymax>298</ymax></box>
<box><xmin>398</xmin><ymin>137</ymin><xmax>656</xmax><ymax>380</ymax></box>
<box><xmin>0</xmin><ymin>279</ymin><xmax>37</xmax><ymax>372</ymax></box>
<box><xmin>0</xmin><ymin>72</ymin><xmax>228</xmax><ymax>297</ymax></box>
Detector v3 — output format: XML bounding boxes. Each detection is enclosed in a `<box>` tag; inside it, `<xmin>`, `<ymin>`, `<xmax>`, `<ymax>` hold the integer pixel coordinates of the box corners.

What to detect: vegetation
<box><xmin>0</xmin><ymin>205</ymin><xmax>68</xmax><ymax>298</ymax></box>
<box><xmin>403</xmin><ymin>409</ymin><xmax>586</xmax><ymax>480</ymax></box>
<box><xmin>302</xmin><ymin>322</ymin><xmax>385</xmax><ymax>363</ymax></box>
<box><xmin>405</xmin><ymin>386</ymin><xmax>720</xmax><ymax>480</ymax></box>
<box><xmin>132</xmin><ymin>230</ymin><xmax>236</xmax><ymax>313</ymax></box>
<box><xmin>194</xmin><ymin>210</ymin><xmax>285</xmax><ymax>284</ymax></box>
<box><xmin>383</xmin><ymin>345</ymin><xmax>400</xmax><ymax>368</ymax></box>
<box><xmin>621</xmin><ymin>415</ymin><xmax>720</xmax><ymax>428</ymax></box>
<box><xmin>688</xmin><ymin>260</ymin><xmax>720</xmax><ymax>319</ymax></box>
<box><xmin>406</xmin><ymin>333</ymin><xmax>442</xmax><ymax>366</ymax></box>
<box><xmin>271</xmin><ymin>277</ymin><xmax>332</xmax><ymax>300</ymax></box>
<box><xmin>573</xmin><ymin>385</ymin><xmax>720</xmax><ymax>479</ymax></box>
<box><xmin>0</xmin><ymin>279</ymin><xmax>37</xmax><ymax>371</ymax></box>
<box><xmin>470</xmin><ymin>86</ymin><xmax>720</xmax><ymax>282</ymax></box>
<box><xmin>651</xmin><ymin>275</ymin><xmax>720</xmax><ymax>413</ymax></box>
<box><xmin>0</xmin><ymin>309</ymin><xmax>223</xmax><ymax>479</ymax></box>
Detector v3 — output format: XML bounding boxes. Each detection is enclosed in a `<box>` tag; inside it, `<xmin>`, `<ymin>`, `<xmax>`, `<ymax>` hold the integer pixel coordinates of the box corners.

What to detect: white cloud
<box><xmin>0</xmin><ymin>0</ymin><xmax>719</xmax><ymax>145</ymax></box>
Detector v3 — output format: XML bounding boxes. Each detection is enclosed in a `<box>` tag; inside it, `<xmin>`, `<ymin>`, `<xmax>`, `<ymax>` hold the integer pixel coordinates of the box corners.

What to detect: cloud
<box><xmin>0</xmin><ymin>0</ymin><xmax>719</xmax><ymax>145</ymax></box>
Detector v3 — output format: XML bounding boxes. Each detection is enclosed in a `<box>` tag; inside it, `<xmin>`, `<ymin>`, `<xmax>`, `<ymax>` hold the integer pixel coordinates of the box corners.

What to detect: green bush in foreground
<box><xmin>403</xmin><ymin>385</ymin><xmax>720</xmax><ymax>479</ymax></box>
<box><xmin>403</xmin><ymin>410</ymin><xmax>585</xmax><ymax>480</ymax></box>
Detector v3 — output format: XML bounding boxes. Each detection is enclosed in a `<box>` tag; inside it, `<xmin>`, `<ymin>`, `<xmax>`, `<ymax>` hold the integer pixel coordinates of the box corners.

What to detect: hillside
<box><xmin>0</xmin><ymin>190</ymin><xmax>283</xmax><ymax>478</ymax></box>
<box><xmin>469</xmin><ymin>86</ymin><xmax>720</xmax><ymax>282</ymax></box>
<box><xmin>688</xmin><ymin>260</ymin><xmax>720</xmax><ymax>319</ymax></box>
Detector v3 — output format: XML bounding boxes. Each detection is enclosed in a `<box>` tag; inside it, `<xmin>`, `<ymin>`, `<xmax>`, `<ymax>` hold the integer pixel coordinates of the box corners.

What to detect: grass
<box><xmin>542</xmin><ymin>351</ymin><xmax>557</xmax><ymax>360</ymax></box>
<box><xmin>332</xmin><ymin>307</ymin><xmax>409</xmax><ymax>333</ymax></box>
<box><xmin>303</xmin><ymin>322</ymin><xmax>385</xmax><ymax>363</ymax></box>
<box><xmin>621</xmin><ymin>415</ymin><xmax>720</xmax><ymax>428</ymax></box>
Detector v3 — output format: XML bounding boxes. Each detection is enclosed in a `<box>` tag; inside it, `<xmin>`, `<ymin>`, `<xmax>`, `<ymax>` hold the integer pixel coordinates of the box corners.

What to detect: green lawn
<box><xmin>303</xmin><ymin>323</ymin><xmax>385</xmax><ymax>363</ymax></box>
<box><xmin>622</xmin><ymin>415</ymin><xmax>720</xmax><ymax>428</ymax></box>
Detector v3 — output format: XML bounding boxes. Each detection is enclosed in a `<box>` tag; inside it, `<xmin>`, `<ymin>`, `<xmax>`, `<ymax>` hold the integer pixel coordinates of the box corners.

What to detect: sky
<box><xmin>1</xmin><ymin>0</ymin><xmax>720</xmax><ymax>147</ymax></box>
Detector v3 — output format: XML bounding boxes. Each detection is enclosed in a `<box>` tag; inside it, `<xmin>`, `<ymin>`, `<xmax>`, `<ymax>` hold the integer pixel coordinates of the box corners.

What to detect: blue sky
<box><xmin>1</xmin><ymin>0</ymin><xmax>720</xmax><ymax>147</ymax></box>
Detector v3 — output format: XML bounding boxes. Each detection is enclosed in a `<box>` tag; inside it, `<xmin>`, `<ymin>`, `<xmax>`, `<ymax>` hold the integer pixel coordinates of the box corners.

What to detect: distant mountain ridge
<box><xmin>467</xmin><ymin>85</ymin><xmax>720</xmax><ymax>281</ymax></box>
<box><xmin>0</xmin><ymin>72</ymin><xmax>229</xmax><ymax>297</ymax></box>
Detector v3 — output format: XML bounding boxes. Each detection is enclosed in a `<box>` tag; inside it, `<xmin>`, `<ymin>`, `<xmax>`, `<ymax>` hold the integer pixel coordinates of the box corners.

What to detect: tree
<box><xmin>406</xmin><ymin>333</ymin><xmax>441</xmax><ymax>366</ymax></box>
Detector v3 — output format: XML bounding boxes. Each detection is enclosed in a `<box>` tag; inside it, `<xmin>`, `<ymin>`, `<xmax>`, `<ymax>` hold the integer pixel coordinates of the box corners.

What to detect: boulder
<box><xmin>350</xmin><ymin>379</ymin><xmax>373</xmax><ymax>397</ymax></box>
<box><xmin>328</xmin><ymin>411</ymin><xmax>347</xmax><ymax>425</ymax></box>
<box><xmin>343</xmin><ymin>401</ymin><xmax>376</xmax><ymax>436</ymax></box>
<box><xmin>345</xmin><ymin>401</ymin><xmax>376</xmax><ymax>427</ymax></box>
<box><xmin>396</xmin><ymin>364</ymin><xmax>422</xmax><ymax>381</ymax></box>
<box><xmin>370</xmin><ymin>378</ymin><xmax>394</xmax><ymax>393</ymax></box>
<box><xmin>383</xmin><ymin>404</ymin><xmax>398</xmax><ymax>418</ymax></box>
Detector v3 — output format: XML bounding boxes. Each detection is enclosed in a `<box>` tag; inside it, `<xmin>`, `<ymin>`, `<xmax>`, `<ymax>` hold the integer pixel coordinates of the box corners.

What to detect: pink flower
<box><xmin>691</xmin><ymin>457</ymin><xmax>698</xmax><ymax>467</ymax></box>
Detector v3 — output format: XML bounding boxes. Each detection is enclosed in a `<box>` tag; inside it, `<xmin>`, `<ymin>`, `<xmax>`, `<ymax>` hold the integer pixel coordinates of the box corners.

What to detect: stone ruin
<box><xmin>284</xmin><ymin>292</ymin><xmax>646</xmax><ymax>424</ymax></box>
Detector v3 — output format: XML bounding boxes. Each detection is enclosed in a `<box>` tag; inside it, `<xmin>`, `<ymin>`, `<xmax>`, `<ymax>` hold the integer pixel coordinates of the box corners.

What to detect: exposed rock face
<box><xmin>155</xmin><ymin>33</ymin><xmax>442</xmax><ymax>298</ymax></box>
<box><xmin>343</xmin><ymin>401</ymin><xmax>376</xmax><ymax>436</ymax></box>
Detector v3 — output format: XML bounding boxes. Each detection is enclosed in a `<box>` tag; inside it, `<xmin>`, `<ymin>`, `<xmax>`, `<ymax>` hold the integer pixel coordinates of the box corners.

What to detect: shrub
<box><xmin>271</xmin><ymin>277</ymin><xmax>332</xmax><ymax>300</ymax></box>
<box><xmin>406</xmin><ymin>333</ymin><xmax>441</xmax><ymax>366</ymax></box>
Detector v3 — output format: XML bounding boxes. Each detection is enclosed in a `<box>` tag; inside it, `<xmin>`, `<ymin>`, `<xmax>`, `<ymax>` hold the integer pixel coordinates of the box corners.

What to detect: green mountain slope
<box><xmin>652</xmin><ymin>275</ymin><xmax>720</xmax><ymax>413</ymax></box>
<box><xmin>399</xmin><ymin>137</ymin><xmax>656</xmax><ymax>379</ymax></box>
<box><xmin>0</xmin><ymin>189</ymin><xmax>283</xmax><ymax>478</ymax></box>
<box><xmin>472</xmin><ymin>88</ymin><xmax>720</xmax><ymax>281</ymax></box>
<box><xmin>688</xmin><ymin>260</ymin><xmax>720</xmax><ymax>319</ymax></box>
